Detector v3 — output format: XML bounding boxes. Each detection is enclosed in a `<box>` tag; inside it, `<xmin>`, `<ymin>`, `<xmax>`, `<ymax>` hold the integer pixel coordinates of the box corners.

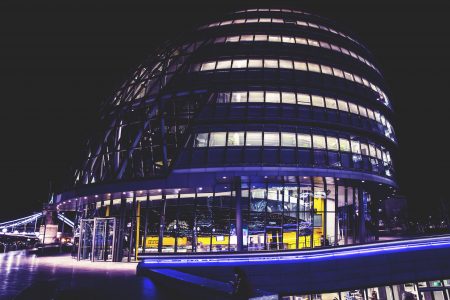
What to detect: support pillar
<box><xmin>358</xmin><ymin>187</ymin><xmax>366</xmax><ymax>244</ymax></box>
<box><xmin>157</xmin><ymin>192</ymin><xmax>167</xmax><ymax>253</ymax></box>
<box><xmin>235</xmin><ymin>177</ymin><xmax>243</xmax><ymax>252</ymax></box>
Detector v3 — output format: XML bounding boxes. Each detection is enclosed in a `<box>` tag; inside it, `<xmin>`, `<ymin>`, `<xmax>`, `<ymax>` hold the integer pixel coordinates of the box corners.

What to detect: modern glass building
<box><xmin>55</xmin><ymin>8</ymin><xmax>398</xmax><ymax>261</ymax></box>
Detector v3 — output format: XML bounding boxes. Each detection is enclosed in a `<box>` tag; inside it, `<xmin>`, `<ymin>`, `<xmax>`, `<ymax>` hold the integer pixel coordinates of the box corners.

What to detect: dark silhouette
<box><xmin>231</xmin><ymin>267</ymin><xmax>253</xmax><ymax>299</ymax></box>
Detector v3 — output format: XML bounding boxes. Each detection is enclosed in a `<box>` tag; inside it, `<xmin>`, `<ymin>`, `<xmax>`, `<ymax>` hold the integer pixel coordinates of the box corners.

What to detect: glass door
<box><xmin>78</xmin><ymin>219</ymin><xmax>94</xmax><ymax>260</ymax></box>
<box><xmin>92</xmin><ymin>218</ymin><xmax>116</xmax><ymax>262</ymax></box>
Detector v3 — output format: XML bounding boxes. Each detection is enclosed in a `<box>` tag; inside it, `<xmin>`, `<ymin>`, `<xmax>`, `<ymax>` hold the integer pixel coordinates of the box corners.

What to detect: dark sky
<box><xmin>1</xmin><ymin>1</ymin><xmax>449</xmax><ymax>222</ymax></box>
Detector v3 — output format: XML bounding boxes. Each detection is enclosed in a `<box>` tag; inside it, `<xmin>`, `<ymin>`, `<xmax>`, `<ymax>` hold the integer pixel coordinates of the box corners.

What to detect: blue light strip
<box><xmin>141</xmin><ymin>236</ymin><xmax>450</xmax><ymax>267</ymax></box>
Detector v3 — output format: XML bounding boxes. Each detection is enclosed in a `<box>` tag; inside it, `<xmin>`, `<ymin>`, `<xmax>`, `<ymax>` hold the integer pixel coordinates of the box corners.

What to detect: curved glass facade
<box><xmin>56</xmin><ymin>8</ymin><xmax>399</xmax><ymax>259</ymax></box>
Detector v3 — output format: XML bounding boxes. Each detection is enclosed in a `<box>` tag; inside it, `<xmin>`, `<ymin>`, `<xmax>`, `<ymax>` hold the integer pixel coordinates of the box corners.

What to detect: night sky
<box><xmin>1</xmin><ymin>1</ymin><xmax>449</xmax><ymax>222</ymax></box>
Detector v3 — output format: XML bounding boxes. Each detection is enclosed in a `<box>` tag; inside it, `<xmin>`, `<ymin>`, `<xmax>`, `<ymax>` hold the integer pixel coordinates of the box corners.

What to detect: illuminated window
<box><xmin>248</xmin><ymin>59</ymin><xmax>263</xmax><ymax>68</ymax></box>
<box><xmin>209</xmin><ymin>132</ymin><xmax>227</xmax><ymax>147</ymax></box>
<box><xmin>297</xmin><ymin>93</ymin><xmax>311</xmax><ymax>105</ymax></box>
<box><xmin>246</xmin><ymin>19</ymin><xmax>258</xmax><ymax>23</ymax></box>
<box><xmin>264</xmin><ymin>59</ymin><xmax>278</xmax><ymax>68</ymax></box>
<box><xmin>294</xmin><ymin>61</ymin><xmax>307</xmax><ymax>71</ymax></box>
<box><xmin>377</xmin><ymin>148</ymin><xmax>383</xmax><ymax>160</ymax></box>
<box><xmin>264</xmin><ymin>132</ymin><xmax>280</xmax><ymax>146</ymax></box>
<box><xmin>281</xmin><ymin>92</ymin><xmax>296</xmax><ymax>104</ymax></box>
<box><xmin>268</xmin><ymin>35</ymin><xmax>282</xmax><ymax>42</ymax></box>
<box><xmin>369</xmin><ymin>144</ymin><xmax>376</xmax><ymax>157</ymax></box>
<box><xmin>333</xmin><ymin>68</ymin><xmax>344</xmax><ymax>78</ymax></box>
<box><xmin>254</xmin><ymin>35</ymin><xmax>267</xmax><ymax>41</ymax></box>
<box><xmin>312</xmin><ymin>95</ymin><xmax>325</xmax><ymax>107</ymax></box>
<box><xmin>308</xmin><ymin>62</ymin><xmax>321</xmax><ymax>73</ymax></box>
<box><xmin>281</xmin><ymin>133</ymin><xmax>296</xmax><ymax>147</ymax></box>
<box><xmin>353</xmin><ymin>75</ymin><xmax>363</xmax><ymax>84</ymax></box>
<box><xmin>226</xmin><ymin>36</ymin><xmax>240</xmax><ymax>43</ymax></box>
<box><xmin>351</xmin><ymin>140</ymin><xmax>361</xmax><ymax>154</ymax></box>
<box><xmin>282</xmin><ymin>36</ymin><xmax>296</xmax><ymax>44</ymax></box>
<box><xmin>327</xmin><ymin>136</ymin><xmax>339</xmax><ymax>151</ymax></box>
<box><xmin>339</xmin><ymin>138</ymin><xmax>350</xmax><ymax>152</ymax></box>
<box><xmin>298</xmin><ymin>134</ymin><xmax>312</xmax><ymax>148</ymax></box>
<box><xmin>321</xmin><ymin>65</ymin><xmax>333</xmax><ymax>75</ymax></box>
<box><xmin>374</xmin><ymin>111</ymin><xmax>381</xmax><ymax>122</ymax></box>
<box><xmin>295</xmin><ymin>37</ymin><xmax>308</xmax><ymax>45</ymax></box>
<box><xmin>272</xmin><ymin>18</ymin><xmax>284</xmax><ymax>23</ymax></box>
<box><xmin>279</xmin><ymin>59</ymin><xmax>293</xmax><ymax>69</ymax></box>
<box><xmin>231</xmin><ymin>92</ymin><xmax>247</xmax><ymax>103</ymax></box>
<box><xmin>319</xmin><ymin>41</ymin><xmax>331</xmax><ymax>49</ymax></box>
<box><xmin>201</xmin><ymin>61</ymin><xmax>216</xmax><ymax>71</ymax></box>
<box><xmin>266</xmin><ymin>91</ymin><xmax>281</xmax><ymax>103</ymax></box>
<box><xmin>349</xmin><ymin>103</ymin><xmax>359</xmax><ymax>114</ymax></box>
<box><xmin>330</xmin><ymin>44</ymin><xmax>341</xmax><ymax>52</ymax></box>
<box><xmin>358</xmin><ymin>106</ymin><xmax>367</xmax><ymax>117</ymax></box>
<box><xmin>260</xmin><ymin>18</ymin><xmax>271</xmax><ymax>23</ymax></box>
<box><xmin>344</xmin><ymin>72</ymin><xmax>354</xmax><ymax>81</ymax></box>
<box><xmin>367</xmin><ymin>109</ymin><xmax>375</xmax><ymax>120</ymax></box>
<box><xmin>313</xmin><ymin>135</ymin><xmax>326</xmax><ymax>149</ymax></box>
<box><xmin>195</xmin><ymin>133</ymin><xmax>208</xmax><ymax>147</ymax></box>
<box><xmin>325</xmin><ymin>97</ymin><xmax>337</xmax><ymax>109</ymax></box>
<box><xmin>217</xmin><ymin>92</ymin><xmax>231</xmax><ymax>103</ymax></box>
<box><xmin>233</xmin><ymin>19</ymin><xmax>245</xmax><ymax>24</ymax></box>
<box><xmin>240</xmin><ymin>35</ymin><xmax>253</xmax><ymax>41</ymax></box>
<box><xmin>246</xmin><ymin>132</ymin><xmax>262</xmax><ymax>146</ymax></box>
<box><xmin>308</xmin><ymin>39</ymin><xmax>320</xmax><ymax>47</ymax></box>
<box><xmin>356</xmin><ymin>143</ymin><xmax>367</xmax><ymax>156</ymax></box>
<box><xmin>232</xmin><ymin>59</ymin><xmax>247</xmax><ymax>69</ymax></box>
<box><xmin>227</xmin><ymin>132</ymin><xmax>244</xmax><ymax>146</ymax></box>
<box><xmin>217</xmin><ymin>60</ymin><xmax>232</xmax><ymax>69</ymax></box>
<box><xmin>248</xmin><ymin>91</ymin><xmax>264</xmax><ymax>102</ymax></box>
<box><xmin>337</xmin><ymin>100</ymin><xmax>349</xmax><ymax>112</ymax></box>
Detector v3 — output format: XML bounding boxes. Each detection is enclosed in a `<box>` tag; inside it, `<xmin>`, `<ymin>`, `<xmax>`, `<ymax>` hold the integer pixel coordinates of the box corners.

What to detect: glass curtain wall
<box><xmin>96</xmin><ymin>177</ymin><xmax>373</xmax><ymax>255</ymax></box>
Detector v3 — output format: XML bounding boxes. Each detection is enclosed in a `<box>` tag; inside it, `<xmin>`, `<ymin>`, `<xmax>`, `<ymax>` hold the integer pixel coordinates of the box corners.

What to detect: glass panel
<box><xmin>321</xmin><ymin>65</ymin><xmax>333</xmax><ymax>75</ymax></box>
<box><xmin>264</xmin><ymin>132</ymin><xmax>280</xmax><ymax>146</ymax></box>
<box><xmin>216</xmin><ymin>60</ymin><xmax>232</xmax><ymax>69</ymax></box>
<box><xmin>308</xmin><ymin>62</ymin><xmax>321</xmax><ymax>73</ymax></box>
<box><xmin>264</xmin><ymin>59</ymin><xmax>278</xmax><ymax>68</ymax></box>
<box><xmin>281</xmin><ymin>132</ymin><xmax>296</xmax><ymax>147</ymax></box>
<box><xmin>268</xmin><ymin>35</ymin><xmax>281</xmax><ymax>42</ymax></box>
<box><xmin>297</xmin><ymin>93</ymin><xmax>311</xmax><ymax>105</ymax></box>
<box><xmin>311</xmin><ymin>95</ymin><xmax>325</xmax><ymax>107</ymax></box>
<box><xmin>231</xmin><ymin>91</ymin><xmax>247</xmax><ymax>102</ymax></box>
<box><xmin>337</xmin><ymin>100</ymin><xmax>349</xmax><ymax>112</ymax></box>
<box><xmin>327</xmin><ymin>136</ymin><xmax>339</xmax><ymax>151</ymax></box>
<box><xmin>294</xmin><ymin>61</ymin><xmax>308</xmax><ymax>71</ymax></box>
<box><xmin>254</xmin><ymin>35</ymin><xmax>267</xmax><ymax>41</ymax></box>
<box><xmin>282</xmin><ymin>92</ymin><xmax>296</xmax><ymax>104</ymax></box>
<box><xmin>227</xmin><ymin>132</ymin><xmax>245</xmax><ymax>146</ymax></box>
<box><xmin>201</xmin><ymin>61</ymin><xmax>216</xmax><ymax>71</ymax></box>
<box><xmin>232</xmin><ymin>59</ymin><xmax>247</xmax><ymax>68</ymax></box>
<box><xmin>349</xmin><ymin>103</ymin><xmax>359</xmax><ymax>114</ymax></box>
<box><xmin>325</xmin><ymin>97</ymin><xmax>337</xmax><ymax>109</ymax></box>
<box><xmin>360</xmin><ymin>143</ymin><xmax>369</xmax><ymax>156</ymax></box>
<box><xmin>195</xmin><ymin>133</ymin><xmax>208</xmax><ymax>147</ymax></box>
<box><xmin>298</xmin><ymin>134</ymin><xmax>312</xmax><ymax>148</ymax></box>
<box><xmin>351</xmin><ymin>140</ymin><xmax>361</xmax><ymax>154</ymax></box>
<box><xmin>339</xmin><ymin>138</ymin><xmax>350</xmax><ymax>152</ymax></box>
<box><xmin>313</xmin><ymin>135</ymin><xmax>326</xmax><ymax>149</ymax></box>
<box><xmin>266</xmin><ymin>91</ymin><xmax>281</xmax><ymax>103</ymax></box>
<box><xmin>358</xmin><ymin>106</ymin><xmax>367</xmax><ymax>117</ymax></box>
<box><xmin>333</xmin><ymin>68</ymin><xmax>344</xmax><ymax>78</ymax></box>
<box><xmin>248</xmin><ymin>59</ymin><xmax>263</xmax><ymax>68</ymax></box>
<box><xmin>209</xmin><ymin>132</ymin><xmax>227</xmax><ymax>146</ymax></box>
<box><xmin>246</xmin><ymin>132</ymin><xmax>263</xmax><ymax>146</ymax></box>
<box><xmin>249</xmin><ymin>91</ymin><xmax>264</xmax><ymax>102</ymax></box>
<box><xmin>279</xmin><ymin>59</ymin><xmax>293</xmax><ymax>69</ymax></box>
